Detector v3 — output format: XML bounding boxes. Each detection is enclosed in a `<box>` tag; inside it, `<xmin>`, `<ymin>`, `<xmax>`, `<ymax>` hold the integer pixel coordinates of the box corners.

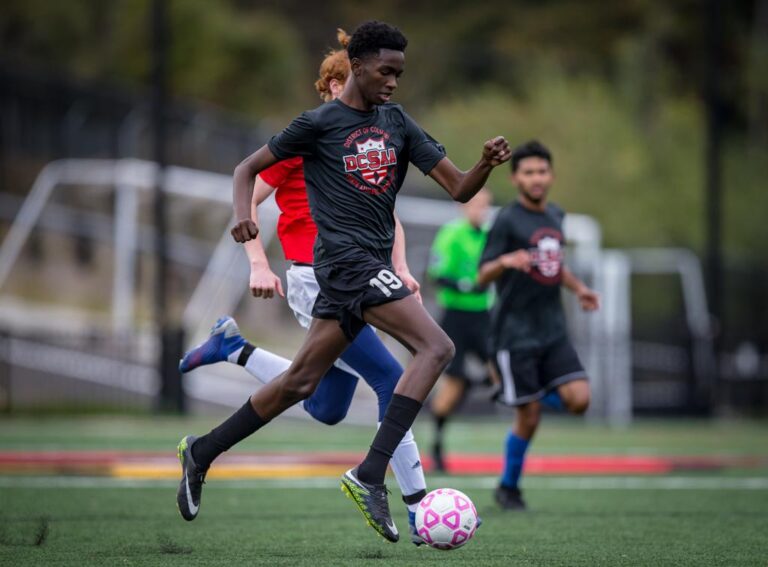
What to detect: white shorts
<box><xmin>285</xmin><ymin>263</ymin><xmax>364</xmax><ymax>377</ymax></box>
<box><xmin>285</xmin><ymin>264</ymin><xmax>320</xmax><ymax>330</ymax></box>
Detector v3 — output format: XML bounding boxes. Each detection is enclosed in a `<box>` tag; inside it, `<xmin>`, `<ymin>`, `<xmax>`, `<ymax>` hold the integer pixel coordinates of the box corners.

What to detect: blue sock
<box><xmin>340</xmin><ymin>325</ymin><xmax>403</xmax><ymax>421</ymax></box>
<box><xmin>408</xmin><ymin>510</ymin><xmax>416</xmax><ymax>527</ymax></box>
<box><xmin>541</xmin><ymin>390</ymin><xmax>564</xmax><ymax>411</ymax></box>
<box><xmin>501</xmin><ymin>432</ymin><xmax>529</xmax><ymax>489</ymax></box>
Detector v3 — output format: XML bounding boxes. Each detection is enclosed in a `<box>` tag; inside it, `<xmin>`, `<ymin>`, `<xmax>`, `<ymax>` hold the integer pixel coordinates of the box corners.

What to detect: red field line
<box><xmin>0</xmin><ymin>450</ymin><xmax>763</xmax><ymax>477</ymax></box>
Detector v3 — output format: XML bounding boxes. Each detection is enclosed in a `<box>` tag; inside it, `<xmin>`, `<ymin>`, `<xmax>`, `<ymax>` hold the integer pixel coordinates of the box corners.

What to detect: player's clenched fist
<box><xmin>482</xmin><ymin>136</ymin><xmax>511</xmax><ymax>167</ymax></box>
<box><xmin>499</xmin><ymin>249</ymin><xmax>532</xmax><ymax>272</ymax></box>
<box><xmin>250</xmin><ymin>265</ymin><xmax>285</xmax><ymax>299</ymax></box>
<box><xmin>231</xmin><ymin>219</ymin><xmax>259</xmax><ymax>243</ymax></box>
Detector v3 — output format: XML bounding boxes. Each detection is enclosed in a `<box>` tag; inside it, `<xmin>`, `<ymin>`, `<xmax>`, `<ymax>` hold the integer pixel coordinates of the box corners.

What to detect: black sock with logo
<box><xmin>356</xmin><ymin>394</ymin><xmax>422</xmax><ymax>485</ymax></box>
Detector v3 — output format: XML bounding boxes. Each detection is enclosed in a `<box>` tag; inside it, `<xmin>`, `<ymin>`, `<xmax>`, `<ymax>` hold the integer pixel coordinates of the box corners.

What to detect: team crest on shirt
<box><xmin>342</xmin><ymin>128</ymin><xmax>397</xmax><ymax>195</ymax></box>
<box><xmin>528</xmin><ymin>228</ymin><xmax>564</xmax><ymax>285</ymax></box>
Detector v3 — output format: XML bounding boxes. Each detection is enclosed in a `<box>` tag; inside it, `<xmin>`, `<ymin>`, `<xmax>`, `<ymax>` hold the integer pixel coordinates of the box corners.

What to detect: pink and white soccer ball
<box><xmin>415</xmin><ymin>488</ymin><xmax>479</xmax><ymax>550</ymax></box>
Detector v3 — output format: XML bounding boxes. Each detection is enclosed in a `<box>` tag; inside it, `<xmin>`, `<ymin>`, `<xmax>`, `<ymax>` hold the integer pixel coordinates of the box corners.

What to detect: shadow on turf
<box><xmin>0</xmin><ymin>516</ymin><xmax>50</xmax><ymax>547</ymax></box>
<box><xmin>157</xmin><ymin>534</ymin><xmax>192</xmax><ymax>555</ymax></box>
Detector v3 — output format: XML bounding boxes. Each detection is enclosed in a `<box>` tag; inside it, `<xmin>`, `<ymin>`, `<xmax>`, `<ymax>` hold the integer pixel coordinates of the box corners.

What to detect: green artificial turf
<box><xmin>1</xmin><ymin>416</ymin><xmax>766</xmax><ymax>565</ymax></box>
<box><xmin>1</xmin><ymin>480</ymin><xmax>767</xmax><ymax>566</ymax></box>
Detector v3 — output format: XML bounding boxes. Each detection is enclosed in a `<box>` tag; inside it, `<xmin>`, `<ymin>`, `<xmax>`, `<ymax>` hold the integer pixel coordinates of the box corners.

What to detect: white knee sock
<box><xmin>389</xmin><ymin>427</ymin><xmax>427</xmax><ymax>511</ymax></box>
<box><xmin>233</xmin><ymin>347</ymin><xmax>291</xmax><ymax>384</ymax></box>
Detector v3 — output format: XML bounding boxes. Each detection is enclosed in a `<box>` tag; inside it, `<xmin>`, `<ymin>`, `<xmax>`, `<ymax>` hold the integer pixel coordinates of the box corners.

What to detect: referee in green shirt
<box><xmin>427</xmin><ymin>188</ymin><xmax>493</xmax><ymax>472</ymax></box>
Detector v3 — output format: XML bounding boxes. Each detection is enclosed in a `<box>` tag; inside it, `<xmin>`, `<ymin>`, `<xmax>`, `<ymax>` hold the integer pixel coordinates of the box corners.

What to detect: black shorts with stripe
<box><xmin>312</xmin><ymin>251</ymin><xmax>411</xmax><ymax>341</ymax></box>
<box><xmin>491</xmin><ymin>337</ymin><xmax>586</xmax><ymax>406</ymax></box>
<box><xmin>440</xmin><ymin>308</ymin><xmax>490</xmax><ymax>383</ymax></box>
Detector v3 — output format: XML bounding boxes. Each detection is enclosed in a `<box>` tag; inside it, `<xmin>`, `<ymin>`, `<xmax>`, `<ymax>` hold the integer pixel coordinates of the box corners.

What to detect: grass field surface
<box><xmin>1</xmin><ymin>415</ymin><xmax>766</xmax><ymax>566</ymax></box>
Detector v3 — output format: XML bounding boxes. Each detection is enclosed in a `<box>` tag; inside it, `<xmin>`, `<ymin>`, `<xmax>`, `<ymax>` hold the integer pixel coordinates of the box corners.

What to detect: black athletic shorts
<box><xmin>312</xmin><ymin>251</ymin><xmax>411</xmax><ymax>341</ymax></box>
<box><xmin>490</xmin><ymin>337</ymin><xmax>586</xmax><ymax>406</ymax></box>
<box><xmin>440</xmin><ymin>308</ymin><xmax>490</xmax><ymax>382</ymax></box>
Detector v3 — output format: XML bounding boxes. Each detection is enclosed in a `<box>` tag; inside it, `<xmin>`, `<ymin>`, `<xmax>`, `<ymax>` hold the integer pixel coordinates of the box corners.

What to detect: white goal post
<box><xmin>0</xmin><ymin>158</ymin><xmax>642</xmax><ymax>424</ymax></box>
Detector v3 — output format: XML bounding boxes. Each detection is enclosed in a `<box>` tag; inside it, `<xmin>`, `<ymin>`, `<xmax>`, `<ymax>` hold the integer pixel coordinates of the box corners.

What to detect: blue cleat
<box><xmin>179</xmin><ymin>317</ymin><xmax>246</xmax><ymax>373</ymax></box>
<box><xmin>408</xmin><ymin>510</ymin><xmax>425</xmax><ymax>546</ymax></box>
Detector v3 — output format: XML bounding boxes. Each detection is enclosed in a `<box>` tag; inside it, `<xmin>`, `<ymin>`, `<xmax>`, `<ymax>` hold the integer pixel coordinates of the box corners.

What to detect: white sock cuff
<box><xmin>243</xmin><ymin>348</ymin><xmax>292</xmax><ymax>384</ymax></box>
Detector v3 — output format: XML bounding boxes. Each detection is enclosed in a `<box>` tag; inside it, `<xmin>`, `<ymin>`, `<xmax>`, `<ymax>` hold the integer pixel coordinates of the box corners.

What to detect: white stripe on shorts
<box><xmin>496</xmin><ymin>350</ymin><xmax>516</xmax><ymax>405</ymax></box>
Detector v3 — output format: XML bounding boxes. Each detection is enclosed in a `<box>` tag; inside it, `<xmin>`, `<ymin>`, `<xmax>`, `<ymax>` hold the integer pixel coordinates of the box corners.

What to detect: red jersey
<box><xmin>259</xmin><ymin>157</ymin><xmax>317</xmax><ymax>264</ymax></box>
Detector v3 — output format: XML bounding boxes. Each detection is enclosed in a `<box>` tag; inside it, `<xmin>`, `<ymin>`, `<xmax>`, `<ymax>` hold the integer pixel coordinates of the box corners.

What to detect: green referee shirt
<box><xmin>428</xmin><ymin>219</ymin><xmax>493</xmax><ymax>312</ymax></box>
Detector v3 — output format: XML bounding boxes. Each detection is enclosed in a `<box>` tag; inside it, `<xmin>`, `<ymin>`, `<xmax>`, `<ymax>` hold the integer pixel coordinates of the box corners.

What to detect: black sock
<box><xmin>357</xmin><ymin>394</ymin><xmax>422</xmax><ymax>485</ymax></box>
<box><xmin>434</xmin><ymin>415</ymin><xmax>447</xmax><ymax>446</ymax></box>
<box><xmin>237</xmin><ymin>343</ymin><xmax>255</xmax><ymax>366</ymax></box>
<box><xmin>403</xmin><ymin>488</ymin><xmax>427</xmax><ymax>506</ymax></box>
<box><xmin>191</xmin><ymin>399</ymin><xmax>267</xmax><ymax>469</ymax></box>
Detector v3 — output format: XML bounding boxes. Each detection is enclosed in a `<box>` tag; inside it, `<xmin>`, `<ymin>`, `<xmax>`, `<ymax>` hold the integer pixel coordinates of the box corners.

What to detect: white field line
<box><xmin>1</xmin><ymin>475</ymin><xmax>767</xmax><ymax>490</ymax></box>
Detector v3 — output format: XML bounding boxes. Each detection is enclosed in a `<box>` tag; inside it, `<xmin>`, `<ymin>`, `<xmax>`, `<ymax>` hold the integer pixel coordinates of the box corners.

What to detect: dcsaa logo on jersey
<box><xmin>534</xmin><ymin>236</ymin><xmax>562</xmax><ymax>278</ymax></box>
<box><xmin>342</xmin><ymin>132</ymin><xmax>397</xmax><ymax>194</ymax></box>
<box><xmin>528</xmin><ymin>228</ymin><xmax>564</xmax><ymax>285</ymax></box>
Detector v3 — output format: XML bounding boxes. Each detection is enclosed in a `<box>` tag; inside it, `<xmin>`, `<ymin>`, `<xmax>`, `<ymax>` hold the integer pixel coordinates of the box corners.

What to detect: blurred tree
<box><xmin>1</xmin><ymin>0</ymin><xmax>760</xmax><ymax>129</ymax></box>
<box><xmin>1</xmin><ymin>0</ymin><xmax>765</xmax><ymax>254</ymax></box>
<box><xmin>0</xmin><ymin>0</ymin><xmax>311</xmax><ymax>115</ymax></box>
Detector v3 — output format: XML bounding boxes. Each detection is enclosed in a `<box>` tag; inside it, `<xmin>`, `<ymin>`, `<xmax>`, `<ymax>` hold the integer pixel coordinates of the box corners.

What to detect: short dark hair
<box><xmin>511</xmin><ymin>140</ymin><xmax>553</xmax><ymax>172</ymax></box>
<box><xmin>347</xmin><ymin>21</ymin><xmax>408</xmax><ymax>60</ymax></box>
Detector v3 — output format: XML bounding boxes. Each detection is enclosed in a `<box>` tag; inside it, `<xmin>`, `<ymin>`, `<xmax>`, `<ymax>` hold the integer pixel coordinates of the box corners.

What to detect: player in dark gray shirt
<box><xmin>177</xmin><ymin>21</ymin><xmax>510</xmax><ymax>542</ymax></box>
<box><xmin>478</xmin><ymin>140</ymin><xmax>600</xmax><ymax>511</ymax></box>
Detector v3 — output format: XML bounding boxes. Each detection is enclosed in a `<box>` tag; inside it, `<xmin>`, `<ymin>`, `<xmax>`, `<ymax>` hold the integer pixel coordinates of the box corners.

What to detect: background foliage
<box><xmin>1</xmin><ymin>0</ymin><xmax>766</xmax><ymax>255</ymax></box>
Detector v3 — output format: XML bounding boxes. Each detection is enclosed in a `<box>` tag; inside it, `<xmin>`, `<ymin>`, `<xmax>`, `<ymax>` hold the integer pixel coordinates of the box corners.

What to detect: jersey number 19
<box><xmin>369</xmin><ymin>269</ymin><xmax>403</xmax><ymax>297</ymax></box>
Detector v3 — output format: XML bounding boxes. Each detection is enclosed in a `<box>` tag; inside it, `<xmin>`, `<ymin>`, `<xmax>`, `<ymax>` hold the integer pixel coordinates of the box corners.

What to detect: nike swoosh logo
<box><xmin>185</xmin><ymin>472</ymin><xmax>199</xmax><ymax>515</ymax></box>
<box><xmin>386</xmin><ymin>520</ymin><xmax>398</xmax><ymax>535</ymax></box>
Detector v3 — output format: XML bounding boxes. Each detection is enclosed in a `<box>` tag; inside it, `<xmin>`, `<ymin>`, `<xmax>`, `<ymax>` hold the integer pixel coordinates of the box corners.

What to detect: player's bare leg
<box><xmin>514</xmin><ymin>401</ymin><xmax>542</xmax><ymax>440</ymax></box>
<box><xmin>341</xmin><ymin>294</ymin><xmax>454</xmax><ymax>542</ymax></box>
<box><xmin>177</xmin><ymin>318</ymin><xmax>348</xmax><ymax>521</ymax></box>
<box><xmin>557</xmin><ymin>379</ymin><xmax>590</xmax><ymax>415</ymax></box>
<box><xmin>363</xmin><ymin>294</ymin><xmax>455</xmax><ymax>401</ymax></box>
<box><xmin>431</xmin><ymin>376</ymin><xmax>467</xmax><ymax>416</ymax></box>
<box><xmin>430</xmin><ymin>376</ymin><xmax>467</xmax><ymax>472</ymax></box>
<box><xmin>247</xmin><ymin>319</ymin><xmax>351</xmax><ymax>419</ymax></box>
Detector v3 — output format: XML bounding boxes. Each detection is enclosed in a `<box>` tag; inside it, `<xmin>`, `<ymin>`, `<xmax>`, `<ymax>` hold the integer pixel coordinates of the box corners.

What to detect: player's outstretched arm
<box><xmin>477</xmin><ymin>250</ymin><xmax>532</xmax><ymax>286</ymax></box>
<box><xmin>428</xmin><ymin>136</ymin><xmax>511</xmax><ymax>203</ymax></box>
<box><xmin>245</xmin><ymin>176</ymin><xmax>284</xmax><ymax>299</ymax></box>
<box><xmin>562</xmin><ymin>266</ymin><xmax>599</xmax><ymax>311</ymax></box>
<box><xmin>231</xmin><ymin>145</ymin><xmax>279</xmax><ymax>243</ymax></box>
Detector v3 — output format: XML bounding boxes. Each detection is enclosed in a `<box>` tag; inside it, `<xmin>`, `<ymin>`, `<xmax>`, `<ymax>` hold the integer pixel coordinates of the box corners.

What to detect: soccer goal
<box><xmin>0</xmin><ymin>158</ymin><xmax>648</xmax><ymax>424</ymax></box>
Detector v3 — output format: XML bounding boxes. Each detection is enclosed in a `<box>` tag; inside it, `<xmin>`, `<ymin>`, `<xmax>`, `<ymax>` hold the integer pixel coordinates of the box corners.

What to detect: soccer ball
<box><xmin>415</xmin><ymin>488</ymin><xmax>478</xmax><ymax>550</ymax></box>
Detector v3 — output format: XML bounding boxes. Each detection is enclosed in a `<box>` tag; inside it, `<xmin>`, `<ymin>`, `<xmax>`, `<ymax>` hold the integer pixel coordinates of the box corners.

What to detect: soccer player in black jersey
<box><xmin>176</xmin><ymin>21</ymin><xmax>510</xmax><ymax>542</ymax></box>
<box><xmin>477</xmin><ymin>140</ymin><xmax>599</xmax><ymax>510</ymax></box>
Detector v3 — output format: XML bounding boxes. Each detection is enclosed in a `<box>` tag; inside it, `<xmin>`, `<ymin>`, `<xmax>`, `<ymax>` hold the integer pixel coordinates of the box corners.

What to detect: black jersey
<box><xmin>480</xmin><ymin>201</ymin><xmax>568</xmax><ymax>352</ymax></box>
<box><xmin>268</xmin><ymin>99</ymin><xmax>445</xmax><ymax>268</ymax></box>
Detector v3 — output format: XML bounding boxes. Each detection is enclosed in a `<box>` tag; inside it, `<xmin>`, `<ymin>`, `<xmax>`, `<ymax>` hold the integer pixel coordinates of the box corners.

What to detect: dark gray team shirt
<box><xmin>480</xmin><ymin>201</ymin><xmax>568</xmax><ymax>352</ymax></box>
<box><xmin>267</xmin><ymin>99</ymin><xmax>445</xmax><ymax>268</ymax></box>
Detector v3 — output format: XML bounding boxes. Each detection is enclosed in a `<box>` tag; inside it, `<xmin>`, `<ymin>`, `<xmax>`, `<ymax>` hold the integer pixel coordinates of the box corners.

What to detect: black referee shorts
<box><xmin>439</xmin><ymin>308</ymin><xmax>490</xmax><ymax>383</ymax></box>
<box><xmin>312</xmin><ymin>251</ymin><xmax>411</xmax><ymax>341</ymax></box>
<box><xmin>491</xmin><ymin>337</ymin><xmax>587</xmax><ymax>407</ymax></box>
